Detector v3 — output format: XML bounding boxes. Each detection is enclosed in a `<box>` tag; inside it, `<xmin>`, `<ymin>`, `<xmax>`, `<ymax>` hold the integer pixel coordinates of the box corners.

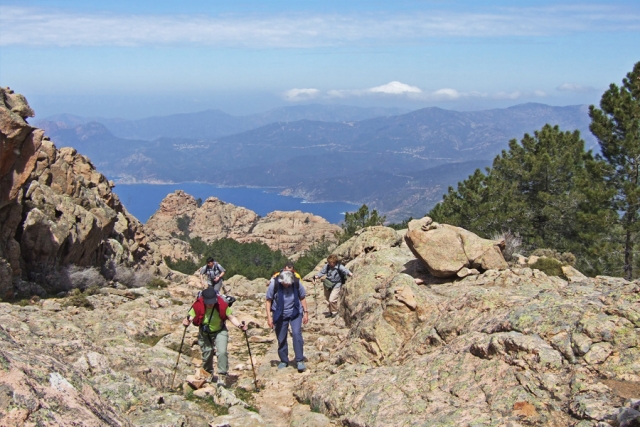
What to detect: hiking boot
<box><xmin>297</xmin><ymin>361</ymin><xmax>306</xmax><ymax>372</ymax></box>
<box><xmin>217</xmin><ymin>373</ymin><xmax>227</xmax><ymax>387</ymax></box>
<box><xmin>330</xmin><ymin>312</ymin><xmax>339</xmax><ymax>318</ymax></box>
<box><xmin>277</xmin><ymin>362</ymin><xmax>288</xmax><ymax>369</ymax></box>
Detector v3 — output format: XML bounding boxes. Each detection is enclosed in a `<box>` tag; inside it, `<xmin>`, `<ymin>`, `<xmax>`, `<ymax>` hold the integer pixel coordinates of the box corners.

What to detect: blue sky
<box><xmin>0</xmin><ymin>0</ymin><xmax>638</xmax><ymax>118</ymax></box>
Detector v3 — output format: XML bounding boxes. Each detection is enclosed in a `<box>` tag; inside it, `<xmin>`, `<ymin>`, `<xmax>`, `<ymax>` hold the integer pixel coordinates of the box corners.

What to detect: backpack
<box><xmin>272</xmin><ymin>278</ymin><xmax>301</xmax><ymax>322</ymax></box>
<box><xmin>271</xmin><ymin>269</ymin><xmax>301</xmax><ymax>280</ymax></box>
<box><xmin>336</xmin><ymin>263</ymin><xmax>347</xmax><ymax>284</ymax></box>
<box><xmin>203</xmin><ymin>262</ymin><xmax>223</xmax><ymax>282</ymax></box>
<box><xmin>189</xmin><ymin>291</ymin><xmax>235</xmax><ymax>326</ymax></box>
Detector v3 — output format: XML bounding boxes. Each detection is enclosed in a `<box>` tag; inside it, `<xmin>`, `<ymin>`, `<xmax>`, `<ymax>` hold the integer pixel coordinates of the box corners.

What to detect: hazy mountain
<box><xmin>39</xmin><ymin>103</ymin><xmax>594</xmax><ymax>221</ymax></box>
<box><xmin>36</xmin><ymin>104</ymin><xmax>409</xmax><ymax>141</ymax></box>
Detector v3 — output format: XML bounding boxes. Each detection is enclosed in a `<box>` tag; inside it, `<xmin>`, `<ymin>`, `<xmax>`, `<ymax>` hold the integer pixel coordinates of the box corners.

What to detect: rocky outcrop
<box><xmin>0</xmin><ymin>223</ymin><xmax>638</xmax><ymax>426</ymax></box>
<box><xmin>0</xmin><ymin>88</ymin><xmax>164</xmax><ymax>299</ymax></box>
<box><xmin>331</xmin><ymin>225</ymin><xmax>402</xmax><ymax>264</ymax></box>
<box><xmin>296</xmin><ymin>233</ymin><xmax>640</xmax><ymax>427</ymax></box>
<box><xmin>145</xmin><ymin>190</ymin><xmax>340</xmax><ymax>259</ymax></box>
<box><xmin>405</xmin><ymin>216</ymin><xmax>508</xmax><ymax>277</ymax></box>
<box><xmin>237</xmin><ymin>210</ymin><xmax>340</xmax><ymax>257</ymax></box>
<box><xmin>145</xmin><ymin>191</ymin><xmax>259</xmax><ymax>243</ymax></box>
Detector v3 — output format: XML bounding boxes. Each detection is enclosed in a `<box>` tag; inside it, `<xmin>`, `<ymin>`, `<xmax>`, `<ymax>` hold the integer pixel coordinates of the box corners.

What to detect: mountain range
<box><xmin>35</xmin><ymin>103</ymin><xmax>595</xmax><ymax>222</ymax></box>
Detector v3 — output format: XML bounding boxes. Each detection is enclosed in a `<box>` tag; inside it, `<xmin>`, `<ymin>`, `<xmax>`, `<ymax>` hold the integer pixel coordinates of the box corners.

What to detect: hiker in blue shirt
<box><xmin>265</xmin><ymin>270</ymin><xmax>309</xmax><ymax>372</ymax></box>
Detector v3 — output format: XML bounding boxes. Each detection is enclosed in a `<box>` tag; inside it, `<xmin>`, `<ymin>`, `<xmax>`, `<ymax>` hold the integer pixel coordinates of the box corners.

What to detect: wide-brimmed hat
<box><xmin>202</xmin><ymin>287</ymin><xmax>217</xmax><ymax>305</ymax></box>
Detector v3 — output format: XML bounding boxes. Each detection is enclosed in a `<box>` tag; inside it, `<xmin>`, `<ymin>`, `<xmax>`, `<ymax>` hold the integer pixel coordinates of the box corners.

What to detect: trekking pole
<box><xmin>312</xmin><ymin>277</ymin><xmax>318</xmax><ymax>318</ymax></box>
<box><xmin>242</xmin><ymin>321</ymin><xmax>259</xmax><ymax>391</ymax></box>
<box><xmin>170</xmin><ymin>324</ymin><xmax>188</xmax><ymax>390</ymax></box>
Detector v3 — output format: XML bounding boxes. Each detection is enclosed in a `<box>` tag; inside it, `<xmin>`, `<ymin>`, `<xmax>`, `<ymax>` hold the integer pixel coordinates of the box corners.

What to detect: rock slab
<box><xmin>404</xmin><ymin>216</ymin><xmax>508</xmax><ymax>277</ymax></box>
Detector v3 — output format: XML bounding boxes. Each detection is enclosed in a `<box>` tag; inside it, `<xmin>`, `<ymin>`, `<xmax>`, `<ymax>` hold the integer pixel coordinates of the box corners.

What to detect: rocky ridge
<box><xmin>145</xmin><ymin>190</ymin><xmax>341</xmax><ymax>260</ymax></box>
<box><xmin>0</xmin><ymin>87</ymin><xmax>170</xmax><ymax>300</ymax></box>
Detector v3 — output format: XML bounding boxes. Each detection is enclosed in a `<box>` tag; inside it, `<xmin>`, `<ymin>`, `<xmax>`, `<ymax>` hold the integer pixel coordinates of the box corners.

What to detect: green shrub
<box><xmin>63</xmin><ymin>288</ymin><xmax>94</xmax><ymax>310</ymax></box>
<box><xmin>85</xmin><ymin>285</ymin><xmax>101</xmax><ymax>296</ymax></box>
<box><xmin>530</xmin><ymin>249</ymin><xmax>576</xmax><ymax>266</ymax></box>
<box><xmin>337</xmin><ymin>204</ymin><xmax>386</xmax><ymax>243</ymax></box>
<box><xmin>190</xmin><ymin>238</ymin><xmax>290</xmax><ymax>280</ymax></box>
<box><xmin>147</xmin><ymin>278</ymin><xmax>169</xmax><ymax>289</ymax></box>
<box><xmin>165</xmin><ymin>257</ymin><xmax>199</xmax><ymax>275</ymax></box>
<box><xmin>529</xmin><ymin>257</ymin><xmax>565</xmax><ymax>278</ymax></box>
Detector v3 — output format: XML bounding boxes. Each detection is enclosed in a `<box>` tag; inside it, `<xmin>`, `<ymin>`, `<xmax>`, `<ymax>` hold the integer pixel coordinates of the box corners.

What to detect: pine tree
<box><xmin>338</xmin><ymin>204</ymin><xmax>386</xmax><ymax>242</ymax></box>
<box><xmin>430</xmin><ymin>124</ymin><xmax>615</xmax><ymax>275</ymax></box>
<box><xmin>589</xmin><ymin>61</ymin><xmax>640</xmax><ymax>279</ymax></box>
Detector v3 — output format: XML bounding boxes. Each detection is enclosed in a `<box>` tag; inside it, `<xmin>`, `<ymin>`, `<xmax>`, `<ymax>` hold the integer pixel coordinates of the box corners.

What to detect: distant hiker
<box><xmin>313</xmin><ymin>254</ymin><xmax>353</xmax><ymax>318</ymax></box>
<box><xmin>267</xmin><ymin>261</ymin><xmax>301</xmax><ymax>287</ymax></box>
<box><xmin>265</xmin><ymin>270</ymin><xmax>309</xmax><ymax>372</ymax></box>
<box><xmin>200</xmin><ymin>257</ymin><xmax>226</xmax><ymax>292</ymax></box>
<box><xmin>183</xmin><ymin>287</ymin><xmax>247</xmax><ymax>386</ymax></box>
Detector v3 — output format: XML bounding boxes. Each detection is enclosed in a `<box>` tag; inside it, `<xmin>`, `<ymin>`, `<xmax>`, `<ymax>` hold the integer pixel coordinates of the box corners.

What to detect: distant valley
<box><xmin>35</xmin><ymin>103</ymin><xmax>594</xmax><ymax>222</ymax></box>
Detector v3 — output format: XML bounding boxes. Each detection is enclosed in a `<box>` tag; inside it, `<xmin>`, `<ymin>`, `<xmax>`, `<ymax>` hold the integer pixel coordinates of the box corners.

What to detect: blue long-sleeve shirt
<box><xmin>314</xmin><ymin>263</ymin><xmax>351</xmax><ymax>288</ymax></box>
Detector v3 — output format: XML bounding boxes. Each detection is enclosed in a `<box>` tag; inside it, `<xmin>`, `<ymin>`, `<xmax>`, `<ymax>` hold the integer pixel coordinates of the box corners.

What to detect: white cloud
<box><xmin>326</xmin><ymin>89</ymin><xmax>349</xmax><ymax>99</ymax></box>
<box><xmin>369</xmin><ymin>81</ymin><xmax>422</xmax><ymax>95</ymax></box>
<box><xmin>432</xmin><ymin>88</ymin><xmax>462</xmax><ymax>100</ymax></box>
<box><xmin>286</xmin><ymin>86</ymin><xmax>566</xmax><ymax>103</ymax></box>
<box><xmin>556</xmin><ymin>83</ymin><xmax>596</xmax><ymax>93</ymax></box>
<box><xmin>284</xmin><ymin>88</ymin><xmax>320</xmax><ymax>101</ymax></box>
<box><xmin>1</xmin><ymin>5</ymin><xmax>638</xmax><ymax>47</ymax></box>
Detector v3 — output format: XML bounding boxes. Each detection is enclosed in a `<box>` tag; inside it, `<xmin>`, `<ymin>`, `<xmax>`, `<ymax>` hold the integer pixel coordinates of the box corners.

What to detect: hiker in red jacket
<box><xmin>183</xmin><ymin>287</ymin><xmax>247</xmax><ymax>386</ymax></box>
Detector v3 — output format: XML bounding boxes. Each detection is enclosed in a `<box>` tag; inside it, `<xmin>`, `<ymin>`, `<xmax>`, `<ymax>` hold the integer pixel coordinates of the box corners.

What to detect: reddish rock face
<box><xmin>145</xmin><ymin>191</ymin><xmax>341</xmax><ymax>259</ymax></box>
<box><xmin>0</xmin><ymin>88</ymin><xmax>162</xmax><ymax>299</ymax></box>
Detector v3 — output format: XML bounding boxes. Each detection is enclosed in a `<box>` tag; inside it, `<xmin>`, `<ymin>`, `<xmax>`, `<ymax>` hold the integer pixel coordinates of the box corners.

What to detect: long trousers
<box><xmin>198</xmin><ymin>327</ymin><xmax>229</xmax><ymax>374</ymax></box>
<box><xmin>324</xmin><ymin>285</ymin><xmax>341</xmax><ymax>314</ymax></box>
<box><xmin>274</xmin><ymin>313</ymin><xmax>304</xmax><ymax>363</ymax></box>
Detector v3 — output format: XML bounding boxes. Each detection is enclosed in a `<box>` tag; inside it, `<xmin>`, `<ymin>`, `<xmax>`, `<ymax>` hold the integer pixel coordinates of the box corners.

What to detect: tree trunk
<box><xmin>624</xmin><ymin>226</ymin><xmax>634</xmax><ymax>280</ymax></box>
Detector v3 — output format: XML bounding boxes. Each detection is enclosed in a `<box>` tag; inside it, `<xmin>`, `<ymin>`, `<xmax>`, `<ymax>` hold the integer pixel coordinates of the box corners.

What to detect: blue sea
<box><xmin>112</xmin><ymin>183</ymin><xmax>359</xmax><ymax>224</ymax></box>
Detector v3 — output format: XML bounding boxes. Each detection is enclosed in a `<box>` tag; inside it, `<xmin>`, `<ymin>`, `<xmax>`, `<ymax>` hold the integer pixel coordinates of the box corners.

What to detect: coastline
<box><xmin>111</xmin><ymin>182</ymin><xmax>359</xmax><ymax>224</ymax></box>
<box><xmin>115</xmin><ymin>180</ymin><xmax>358</xmax><ymax>206</ymax></box>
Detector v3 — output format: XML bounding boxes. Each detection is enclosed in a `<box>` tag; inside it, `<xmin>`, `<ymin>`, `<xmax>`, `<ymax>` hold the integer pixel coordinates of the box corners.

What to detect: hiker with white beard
<box><xmin>265</xmin><ymin>270</ymin><xmax>309</xmax><ymax>372</ymax></box>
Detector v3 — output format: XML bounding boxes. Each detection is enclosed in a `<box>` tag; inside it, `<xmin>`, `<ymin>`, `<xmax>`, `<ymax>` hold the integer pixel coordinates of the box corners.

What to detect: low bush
<box><xmin>62</xmin><ymin>288</ymin><xmax>94</xmax><ymax>310</ymax></box>
<box><xmin>531</xmin><ymin>249</ymin><xmax>576</xmax><ymax>266</ymax></box>
<box><xmin>529</xmin><ymin>257</ymin><xmax>565</xmax><ymax>278</ymax></box>
<box><xmin>146</xmin><ymin>278</ymin><xmax>169</xmax><ymax>289</ymax></box>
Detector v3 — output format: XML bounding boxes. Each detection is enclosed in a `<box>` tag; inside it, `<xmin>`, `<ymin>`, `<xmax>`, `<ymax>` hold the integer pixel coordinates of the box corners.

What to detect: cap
<box><xmin>202</xmin><ymin>287</ymin><xmax>217</xmax><ymax>305</ymax></box>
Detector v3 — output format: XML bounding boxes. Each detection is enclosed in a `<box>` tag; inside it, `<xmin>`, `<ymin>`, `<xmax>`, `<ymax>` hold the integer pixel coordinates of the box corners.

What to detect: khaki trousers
<box><xmin>323</xmin><ymin>285</ymin><xmax>341</xmax><ymax>314</ymax></box>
